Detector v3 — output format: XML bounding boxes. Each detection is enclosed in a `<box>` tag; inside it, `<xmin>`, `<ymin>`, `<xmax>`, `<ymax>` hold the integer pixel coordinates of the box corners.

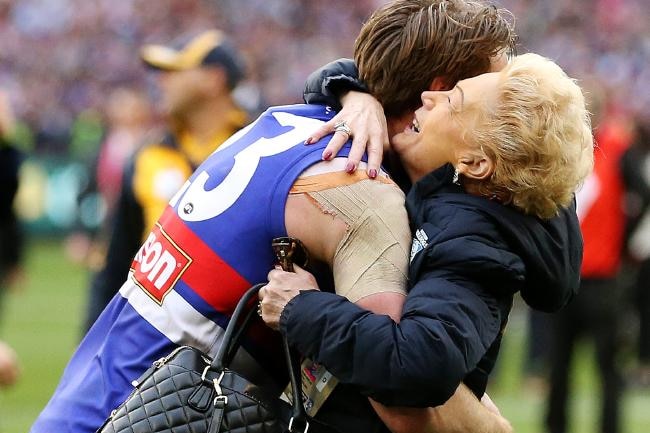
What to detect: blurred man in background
<box><xmin>545</xmin><ymin>100</ymin><xmax>633</xmax><ymax>433</ymax></box>
<box><xmin>0</xmin><ymin>90</ymin><xmax>24</xmax><ymax>388</ymax></box>
<box><xmin>621</xmin><ymin>112</ymin><xmax>650</xmax><ymax>388</ymax></box>
<box><xmin>83</xmin><ymin>29</ymin><xmax>249</xmax><ymax>330</ymax></box>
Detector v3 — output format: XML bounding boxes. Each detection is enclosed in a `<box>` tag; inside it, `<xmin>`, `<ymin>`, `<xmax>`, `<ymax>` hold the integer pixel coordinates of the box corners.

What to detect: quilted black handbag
<box><xmin>97</xmin><ymin>283</ymin><xmax>314</xmax><ymax>433</ymax></box>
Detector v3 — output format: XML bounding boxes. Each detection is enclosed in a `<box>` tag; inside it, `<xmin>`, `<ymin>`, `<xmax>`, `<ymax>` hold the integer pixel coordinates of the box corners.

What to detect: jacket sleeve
<box><xmin>280</xmin><ymin>275</ymin><xmax>502</xmax><ymax>407</ymax></box>
<box><xmin>303</xmin><ymin>58</ymin><xmax>368</xmax><ymax>110</ymax></box>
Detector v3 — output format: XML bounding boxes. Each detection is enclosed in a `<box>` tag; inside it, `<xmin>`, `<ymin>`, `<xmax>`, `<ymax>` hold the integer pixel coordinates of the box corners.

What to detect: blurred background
<box><xmin>0</xmin><ymin>0</ymin><xmax>649</xmax><ymax>432</ymax></box>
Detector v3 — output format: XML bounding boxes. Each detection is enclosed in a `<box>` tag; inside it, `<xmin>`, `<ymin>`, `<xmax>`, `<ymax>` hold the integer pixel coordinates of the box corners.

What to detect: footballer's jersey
<box><xmin>32</xmin><ymin>104</ymin><xmax>346</xmax><ymax>433</ymax></box>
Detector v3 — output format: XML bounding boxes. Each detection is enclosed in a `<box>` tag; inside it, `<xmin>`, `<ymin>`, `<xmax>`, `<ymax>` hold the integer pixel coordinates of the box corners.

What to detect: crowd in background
<box><xmin>0</xmin><ymin>0</ymin><xmax>381</xmax><ymax>156</ymax></box>
<box><xmin>0</xmin><ymin>0</ymin><xmax>648</xmax><ymax>157</ymax></box>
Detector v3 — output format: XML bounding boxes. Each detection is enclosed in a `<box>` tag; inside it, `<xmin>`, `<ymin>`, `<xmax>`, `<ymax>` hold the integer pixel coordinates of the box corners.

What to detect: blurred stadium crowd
<box><xmin>0</xmin><ymin>0</ymin><xmax>650</xmax><ymax>153</ymax></box>
<box><xmin>0</xmin><ymin>0</ymin><xmax>647</xmax><ymax>158</ymax></box>
<box><xmin>0</xmin><ymin>0</ymin><xmax>381</xmax><ymax>157</ymax></box>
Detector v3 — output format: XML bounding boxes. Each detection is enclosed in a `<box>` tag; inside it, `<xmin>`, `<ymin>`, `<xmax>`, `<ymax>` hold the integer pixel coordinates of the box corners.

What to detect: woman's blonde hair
<box><xmin>471</xmin><ymin>53</ymin><xmax>594</xmax><ymax>219</ymax></box>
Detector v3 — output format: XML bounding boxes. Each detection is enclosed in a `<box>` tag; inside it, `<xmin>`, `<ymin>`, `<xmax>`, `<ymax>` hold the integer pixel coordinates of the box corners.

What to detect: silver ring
<box><xmin>257</xmin><ymin>301</ymin><xmax>263</xmax><ymax>317</ymax></box>
<box><xmin>334</xmin><ymin>120</ymin><xmax>351</xmax><ymax>137</ymax></box>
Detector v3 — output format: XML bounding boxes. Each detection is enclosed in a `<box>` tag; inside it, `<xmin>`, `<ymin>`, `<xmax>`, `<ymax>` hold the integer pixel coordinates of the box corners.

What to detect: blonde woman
<box><xmin>259</xmin><ymin>53</ymin><xmax>594</xmax><ymax>416</ymax></box>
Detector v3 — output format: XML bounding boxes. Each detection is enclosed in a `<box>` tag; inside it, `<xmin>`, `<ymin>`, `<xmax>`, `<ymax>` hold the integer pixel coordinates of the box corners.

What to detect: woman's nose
<box><xmin>421</xmin><ymin>91</ymin><xmax>444</xmax><ymax>108</ymax></box>
<box><xmin>421</xmin><ymin>91</ymin><xmax>434</xmax><ymax>107</ymax></box>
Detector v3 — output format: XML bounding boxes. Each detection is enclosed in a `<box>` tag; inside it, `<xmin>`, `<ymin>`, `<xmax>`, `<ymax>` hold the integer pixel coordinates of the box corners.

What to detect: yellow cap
<box><xmin>140</xmin><ymin>30</ymin><xmax>245</xmax><ymax>87</ymax></box>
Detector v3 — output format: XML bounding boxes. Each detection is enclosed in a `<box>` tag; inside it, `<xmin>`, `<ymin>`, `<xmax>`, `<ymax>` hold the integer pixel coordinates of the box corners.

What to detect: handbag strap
<box><xmin>211</xmin><ymin>283</ymin><xmax>310</xmax><ymax>432</ymax></box>
<box><xmin>212</xmin><ymin>283</ymin><xmax>265</xmax><ymax>371</ymax></box>
<box><xmin>283</xmin><ymin>337</ymin><xmax>310</xmax><ymax>432</ymax></box>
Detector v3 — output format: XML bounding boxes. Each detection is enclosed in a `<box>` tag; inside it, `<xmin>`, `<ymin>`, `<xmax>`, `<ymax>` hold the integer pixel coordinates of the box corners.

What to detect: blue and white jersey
<box><xmin>32</xmin><ymin>104</ymin><xmax>346</xmax><ymax>433</ymax></box>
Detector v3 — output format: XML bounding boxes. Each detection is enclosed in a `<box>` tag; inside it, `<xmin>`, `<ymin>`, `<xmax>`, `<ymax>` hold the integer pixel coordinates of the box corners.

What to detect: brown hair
<box><xmin>354</xmin><ymin>0</ymin><xmax>515</xmax><ymax>117</ymax></box>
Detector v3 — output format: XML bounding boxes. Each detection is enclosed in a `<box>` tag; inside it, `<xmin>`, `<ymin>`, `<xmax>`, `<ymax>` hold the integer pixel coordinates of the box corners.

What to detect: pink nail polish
<box><xmin>304</xmin><ymin>137</ymin><xmax>313</xmax><ymax>145</ymax></box>
<box><xmin>369</xmin><ymin>169</ymin><xmax>377</xmax><ymax>179</ymax></box>
<box><xmin>345</xmin><ymin>162</ymin><xmax>356</xmax><ymax>173</ymax></box>
<box><xmin>323</xmin><ymin>150</ymin><xmax>332</xmax><ymax>160</ymax></box>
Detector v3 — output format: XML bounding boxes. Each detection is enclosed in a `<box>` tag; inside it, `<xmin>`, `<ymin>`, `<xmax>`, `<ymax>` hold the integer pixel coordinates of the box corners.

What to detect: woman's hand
<box><xmin>258</xmin><ymin>265</ymin><xmax>320</xmax><ymax>330</ymax></box>
<box><xmin>305</xmin><ymin>91</ymin><xmax>388</xmax><ymax>178</ymax></box>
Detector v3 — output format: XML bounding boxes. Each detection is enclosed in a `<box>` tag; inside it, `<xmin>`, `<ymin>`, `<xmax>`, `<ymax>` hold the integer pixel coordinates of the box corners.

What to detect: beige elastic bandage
<box><xmin>291</xmin><ymin>170</ymin><xmax>410</xmax><ymax>302</ymax></box>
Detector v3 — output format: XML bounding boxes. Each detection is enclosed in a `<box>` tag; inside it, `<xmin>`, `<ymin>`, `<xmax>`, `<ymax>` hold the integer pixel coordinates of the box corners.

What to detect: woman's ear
<box><xmin>457</xmin><ymin>150</ymin><xmax>494</xmax><ymax>181</ymax></box>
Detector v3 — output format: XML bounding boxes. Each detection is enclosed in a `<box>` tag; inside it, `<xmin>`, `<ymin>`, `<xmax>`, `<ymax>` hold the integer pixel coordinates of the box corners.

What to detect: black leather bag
<box><xmin>97</xmin><ymin>283</ymin><xmax>312</xmax><ymax>433</ymax></box>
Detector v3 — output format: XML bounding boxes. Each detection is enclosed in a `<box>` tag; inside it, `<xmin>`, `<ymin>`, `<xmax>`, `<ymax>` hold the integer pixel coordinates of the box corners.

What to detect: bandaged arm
<box><xmin>286</xmin><ymin>165</ymin><xmax>410</xmax><ymax>319</ymax></box>
<box><xmin>293</xmin><ymin>175</ymin><xmax>409</xmax><ymax>300</ymax></box>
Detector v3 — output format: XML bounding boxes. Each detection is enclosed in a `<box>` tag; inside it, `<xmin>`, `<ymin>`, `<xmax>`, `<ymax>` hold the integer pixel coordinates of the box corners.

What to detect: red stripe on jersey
<box><xmin>155</xmin><ymin>206</ymin><xmax>251</xmax><ymax>312</ymax></box>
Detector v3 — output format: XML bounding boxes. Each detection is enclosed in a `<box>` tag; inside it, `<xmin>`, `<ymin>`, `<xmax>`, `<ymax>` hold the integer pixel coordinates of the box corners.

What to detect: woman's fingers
<box><xmin>305</xmin><ymin>91</ymin><xmax>388</xmax><ymax>177</ymax></box>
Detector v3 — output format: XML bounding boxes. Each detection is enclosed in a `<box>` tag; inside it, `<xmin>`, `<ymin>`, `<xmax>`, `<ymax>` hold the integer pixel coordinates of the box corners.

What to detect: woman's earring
<box><xmin>452</xmin><ymin>168</ymin><xmax>460</xmax><ymax>185</ymax></box>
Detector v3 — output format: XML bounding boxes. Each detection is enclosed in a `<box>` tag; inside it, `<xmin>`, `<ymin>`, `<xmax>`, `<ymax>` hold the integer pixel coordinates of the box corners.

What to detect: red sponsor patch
<box><xmin>131</xmin><ymin>223</ymin><xmax>192</xmax><ymax>304</ymax></box>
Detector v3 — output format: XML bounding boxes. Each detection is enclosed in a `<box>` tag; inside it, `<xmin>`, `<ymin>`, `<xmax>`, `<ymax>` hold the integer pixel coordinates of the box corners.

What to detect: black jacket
<box><xmin>303</xmin><ymin>59</ymin><xmax>365</xmax><ymax>112</ymax></box>
<box><xmin>280</xmin><ymin>165</ymin><xmax>582</xmax><ymax>407</ymax></box>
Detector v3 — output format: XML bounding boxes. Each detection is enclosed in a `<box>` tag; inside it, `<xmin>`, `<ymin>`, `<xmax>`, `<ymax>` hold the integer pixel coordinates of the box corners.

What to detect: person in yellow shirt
<box><xmin>83</xmin><ymin>29</ymin><xmax>249</xmax><ymax>330</ymax></box>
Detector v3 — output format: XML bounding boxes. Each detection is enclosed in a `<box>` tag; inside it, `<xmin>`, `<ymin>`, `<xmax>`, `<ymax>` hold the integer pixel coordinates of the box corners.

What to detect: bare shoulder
<box><xmin>284</xmin><ymin>192</ymin><xmax>347</xmax><ymax>264</ymax></box>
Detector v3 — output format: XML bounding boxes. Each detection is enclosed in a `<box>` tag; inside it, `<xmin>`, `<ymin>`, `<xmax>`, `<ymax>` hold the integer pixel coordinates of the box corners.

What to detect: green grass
<box><xmin>0</xmin><ymin>238</ymin><xmax>89</xmax><ymax>432</ymax></box>
<box><xmin>0</xmin><ymin>240</ymin><xmax>649</xmax><ymax>432</ymax></box>
<box><xmin>489</xmin><ymin>312</ymin><xmax>650</xmax><ymax>433</ymax></box>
